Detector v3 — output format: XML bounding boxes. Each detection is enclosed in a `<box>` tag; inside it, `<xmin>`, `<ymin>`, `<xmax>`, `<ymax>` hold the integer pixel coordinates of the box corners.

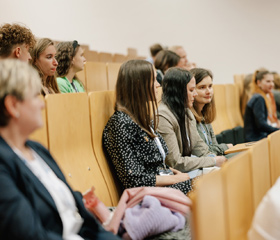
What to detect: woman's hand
<box><xmin>156</xmin><ymin>168</ymin><xmax>190</xmax><ymax>186</ymax></box>
<box><xmin>215</xmin><ymin>156</ymin><xmax>227</xmax><ymax>167</ymax></box>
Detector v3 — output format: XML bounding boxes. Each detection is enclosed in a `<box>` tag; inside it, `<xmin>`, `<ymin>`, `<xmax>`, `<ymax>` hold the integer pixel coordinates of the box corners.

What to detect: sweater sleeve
<box><xmin>208</xmin><ymin>124</ymin><xmax>228</xmax><ymax>155</ymax></box>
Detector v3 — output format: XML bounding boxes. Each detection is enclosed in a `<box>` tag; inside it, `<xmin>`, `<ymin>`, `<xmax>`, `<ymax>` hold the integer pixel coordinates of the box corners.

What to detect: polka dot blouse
<box><xmin>103</xmin><ymin>111</ymin><xmax>192</xmax><ymax>194</ymax></box>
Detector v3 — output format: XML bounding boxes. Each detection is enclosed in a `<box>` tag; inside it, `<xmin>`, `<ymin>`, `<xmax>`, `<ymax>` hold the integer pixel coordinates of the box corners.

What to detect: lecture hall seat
<box><xmin>45</xmin><ymin>93</ymin><xmax>113</xmax><ymax>206</ymax></box>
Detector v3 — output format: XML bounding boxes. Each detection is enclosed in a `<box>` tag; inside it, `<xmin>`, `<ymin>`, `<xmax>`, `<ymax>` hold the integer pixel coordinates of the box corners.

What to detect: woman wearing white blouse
<box><xmin>0</xmin><ymin>59</ymin><xmax>119</xmax><ymax>240</ymax></box>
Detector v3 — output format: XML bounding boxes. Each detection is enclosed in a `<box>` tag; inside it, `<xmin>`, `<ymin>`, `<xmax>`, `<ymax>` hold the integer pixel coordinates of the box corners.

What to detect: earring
<box><xmin>15</xmin><ymin>112</ymin><xmax>20</xmax><ymax>118</ymax></box>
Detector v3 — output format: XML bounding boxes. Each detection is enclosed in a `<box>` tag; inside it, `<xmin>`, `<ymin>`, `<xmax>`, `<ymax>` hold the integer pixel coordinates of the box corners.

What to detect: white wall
<box><xmin>1</xmin><ymin>0</ymin><xmax>280</xmax><ymax>83</ymax></box>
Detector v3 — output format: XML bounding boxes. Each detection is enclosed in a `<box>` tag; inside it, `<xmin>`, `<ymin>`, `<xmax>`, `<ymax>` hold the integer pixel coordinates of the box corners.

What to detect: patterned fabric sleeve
<box><xmin>103</xmin><ymin>114</ymin><xmax>156</xmax><ymax>189</ymax></box>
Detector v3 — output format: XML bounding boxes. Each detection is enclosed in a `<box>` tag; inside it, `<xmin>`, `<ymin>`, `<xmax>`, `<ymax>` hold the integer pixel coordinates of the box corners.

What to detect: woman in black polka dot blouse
<box><xmin>103</xmin><ymin>60</ymin><xmax>193</xmax><ymax>195</ymax></box>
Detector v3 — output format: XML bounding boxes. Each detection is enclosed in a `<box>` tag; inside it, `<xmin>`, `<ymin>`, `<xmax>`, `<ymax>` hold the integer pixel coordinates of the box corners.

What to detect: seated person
<box><xmin>30</xmin><ymin>38</ymin><xmax>60</xmax><ymax>95</ymax></box>
<box><xmin>103</xmin><ymin>60</ymin><xmax>193</xmax><ymax>195</ymax></box>
<box><xmin>154</xmin><ymin>50</ymin><xmax>182</xmax><ymax>85</ymax></box>
<box><xmin>0</xmin><ymin>59</ymin><xmax>119</xmax><ymax>240</ymax></box>
<box><xmin>56</xmin><ymin>40</ymin><xmax>86</xmax><ymax>93</ymax></box>
<box><xmin>0</xmin><ymin>23</ymin><xmax>35</xmax><ymax>62</ymax></box>
<box><xmin>157</xmin><ymin>67</ymin><xmax>227</xmax><ymax>172</ymax></box>
<box><xmin>190</xmin><ymin>68</ymin><xmax>233</xmax><ymax>155</ymax></box>
<box><xmin>145</xmin><ymin>43</ymin><xmax>163</xmax><ymax>65</ymax></box>
<box><xmin>168</xmin><ymin>45</ymin><xmax>196</xmax><ymax>70</ymax></box>
<box><xmin>244</xmin><ymin>70</ymin><xmax>279</xmax><ymax>141</ymax></box>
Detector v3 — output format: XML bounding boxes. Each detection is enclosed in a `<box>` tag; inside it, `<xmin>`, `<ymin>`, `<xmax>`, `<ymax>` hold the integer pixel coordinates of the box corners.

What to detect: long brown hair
<box><xmin>30</xmin><ymin>38</ymin><xmax>60</xmax><ymax>95</ymax></box>
<box><xmin>115</xmin><ymin>60</ymin><xmax>158</xmax><ymax>138</ymax></box>
<box><xmin>190</xmin><ymin>68</ymin><xmax>216</xmax><ymax>124</ymax></box>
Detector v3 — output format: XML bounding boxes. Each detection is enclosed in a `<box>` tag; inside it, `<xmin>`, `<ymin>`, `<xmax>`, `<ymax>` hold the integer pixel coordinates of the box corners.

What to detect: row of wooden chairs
<box><xmin>190</xmin><ymin>131</ymin><xmax>280</xmax><ymax>240</ymax></box>
<box><xmin>211</xmin><ymin>84</ymin><xmax>243</xmax><ymax>135</ymax></box>
<box><xmin>30</xmin><ymin>91</ymin><xmax>120</xmax><ymax>206</ymax></box>
<box><xmin>83</xmin><ymin>50</ymin><xmax>146</xmax><ymax>63</ymax></box>
<box><xmin>76</xmin><ymin>61</ymin><xmax>121</xmax><ymax>92</ymax></box>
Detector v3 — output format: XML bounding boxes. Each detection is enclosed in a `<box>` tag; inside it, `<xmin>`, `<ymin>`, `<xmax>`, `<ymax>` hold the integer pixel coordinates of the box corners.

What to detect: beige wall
<box><xmin>1</xmin><ymin>0</ymin><xmax>280</xmax><ymax>83</ymax></box>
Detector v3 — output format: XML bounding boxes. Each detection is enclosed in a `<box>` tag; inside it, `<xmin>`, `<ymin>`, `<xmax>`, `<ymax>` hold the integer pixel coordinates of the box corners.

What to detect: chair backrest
<box><xmin>212</xmin><ymin>84</ymin><xmax>233</xmax><ymax>134</ymax></box>
<box><xmin>107</xmin><ymin>62</ymin><xmax>122</xmax><ymax>91</ymax></box>
<box><xmin>45</xmin><ymin>93</ymin><xmax>112</xmax><ymax>206</ymax></box>
<box><xmin>190</xmin><ymin>170</ymin><xmax>227</xmax><ymax>240</ymax></box>
<box><xmin>98</xmin><ymin>52</ymin><xmax>113</xmax><ymax>63</ymax></box>
<box><xmin>233</xmin><ymin>74</ymin><xmax>245</xmax><ymax>98</ymax></box>
<box><xmin>85</xmin><ymin>62</ymin><xmax>108</xmax><ymax>92</ymax></box>
<box><xmin>127</xmin><ymin>47</ymin><xmax>137</xmax><ymax>58</ymax></box>
<box><xmin>29</xmin><ymin>96</ymin><xmax>48</xmax><ymax>148</ymax></box>
<box><xmin>268</xmin><ymin>130</ymin><xmax>280</xmax><ymax>186</ymax></box>
<box><xmin>222</xmin><ymin>150</ymin><xmax>254</xmax><ymax>240</ymax></box>
<box><xmin>80</xmin><ymin>44</ymin><xmax>90</xmax><ymax>51</ymax></box>
<box><xmin>88</xmin><ymin>91</ymin><xmax>122</xmax><ymax>206</ymax></box>
<box><xmin>84</xmin><ymin>50</ymin><xmax>99</xmax><ymax>62</ymax></box>
<box><xmin>112</xmin><ymin>53</ymin><xmax>127</xmax><ymax>63</ymax></box>
<box><xmin>249</xmin><ymin>138</ymin><xmax>271</xmax><ymax>210</ymax></box>
<box><xmin>225</xmin><ymin>84</ymin><xmax>243</xmax><ymax>127</ymax></box>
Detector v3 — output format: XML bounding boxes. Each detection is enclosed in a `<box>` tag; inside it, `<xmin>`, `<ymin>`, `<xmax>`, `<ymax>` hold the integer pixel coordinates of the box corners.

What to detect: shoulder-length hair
<box><xmin>190</xmin><ymin>68</ymin><xmax>216</xmax><ymax>124</ymax></box>
<box><xmin>55</xmin><ymin>41</ymin><xmax>84</xmax><ymax>88</ymax></box>
<box><xmin>30</xmin><ymin>38</ymin><xmax>60</xmax><ymax>95</ymax></box>
<box><xmin>161</xmin><ymin>67</ymin><xmax>193</xmax><ymax>157</ymax></box>
<box><xmin>115</xmin><ymin>60</ymin><xmax>158</xmax><ymax>138</ymax></box>
<box><xmin>154</xmin><ymin>50</ymin><xmax>180</xmax><ymax>74</ymax></box>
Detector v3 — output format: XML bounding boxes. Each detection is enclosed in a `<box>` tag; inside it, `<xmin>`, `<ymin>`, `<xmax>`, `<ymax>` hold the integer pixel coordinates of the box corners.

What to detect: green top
<box><xmin>196</xmin><ymin>121</ymin><xmax>228</xmax><ymax>155</ymax></box>
<box><xmin>56</xmin><ymin>76</ymin><xmax>85</xmax><ymax>93</ymax></box>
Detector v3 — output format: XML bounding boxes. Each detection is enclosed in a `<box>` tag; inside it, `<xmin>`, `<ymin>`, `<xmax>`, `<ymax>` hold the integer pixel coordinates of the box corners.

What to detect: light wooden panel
<box><xmin>249</xmin><ymin>138</ymin><xmax>271</xmax><ymax>210</ymax></box>
<box><xmin>107</xmin><ymin>62</ymin><xmax>122</xmax><ymax>91</ymax></box>
<box><xmin>225</xmin><ymin>84</ymin><xmax>243</xmax><ymax>127</ymax></box>
<box><xmin>45</xmin><ymin>93</ymin><xmax>112</xmax><ymax>206</ymax></box>
<box><xmin>84</xmin><ymin>50</ymin><xmax>99</xmax><ymax>62</ymax></box>
<box><xmin>98</xmin><ymin>52</ymin><xmax>113</xmax><ymax>63</ymax></box>
<box><xmin>112</xmin><ymin>53</ymin><xmax>127</xmax><ymax>63</ymax></box>
<box><xmin>268</xmin><ymin>130</ymin><xmax>280</xmax><ymax>186</ymax></box>
<box><xmin>212</xmin><ymin>84</ymin><xmax>233</xmax><ymax>134</ymax></box>
<box><xmin>222</xmin><ymin>151</ymin><xmax>254</xmax><ymax>240</ymax></box>
<box><xmin>85</xmin><ymin>62</ymin><xmax>108</xmax><ymax>92</ymax></box>
<box><xmin>89</xmin><ymin>91</ymin><xmax>121</xmax><ymax>206</ymax></box>
<box><xmin>190</xmin><ymin>170</ymin><xmax>227</xmax><ymax>240</ymax></box>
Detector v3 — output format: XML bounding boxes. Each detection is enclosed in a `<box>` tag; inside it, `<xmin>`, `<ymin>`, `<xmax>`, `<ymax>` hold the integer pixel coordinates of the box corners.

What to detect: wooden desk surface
<box><xmin>224</xmin><ymin>142</ymin><xmax>255</xmax><ymax>154</ymax></box>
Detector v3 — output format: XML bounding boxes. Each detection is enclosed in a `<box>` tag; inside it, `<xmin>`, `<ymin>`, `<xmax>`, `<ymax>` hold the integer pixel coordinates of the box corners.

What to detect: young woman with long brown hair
<box><xmin>103</xmin><ymin>60</ymin><xmax>193</xmax><ymax>195</ymax></box>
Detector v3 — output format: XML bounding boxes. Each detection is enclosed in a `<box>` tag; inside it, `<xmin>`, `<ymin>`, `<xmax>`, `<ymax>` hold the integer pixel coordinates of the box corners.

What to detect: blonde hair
<box><xmin>30</xmin><ymin>38</ymin><xmax>60</xmax><ymax>95</ymax></box>
<box><xmin>0</xmin><ymin>59</ymin><xmax>41</xmax><ymax>126</ymax></box>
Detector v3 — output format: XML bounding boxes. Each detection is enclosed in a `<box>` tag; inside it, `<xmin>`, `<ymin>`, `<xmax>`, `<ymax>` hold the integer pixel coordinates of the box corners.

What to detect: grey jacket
<box><xmin>157</xmin><ymin>103</ymin><xmax>216</xmax><ymax>172</ymax></box>
<box><xmin>196</xmin><ymin>121</ymin><xmax>228</xmax><ymax>155</ymax></box>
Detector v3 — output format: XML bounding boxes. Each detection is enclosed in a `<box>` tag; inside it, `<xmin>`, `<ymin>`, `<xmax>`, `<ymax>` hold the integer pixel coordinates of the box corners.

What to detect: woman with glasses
<box><xmin>30</xmin><ymin>38</ymin><xmax>60</xmax><ymax>95</ymax></box>
<box><xmin>55</xmin><ymin>40</ymin><xmax>86</xmax><ymax>93</ymax></box>
<box><xmin>0</xmin><ymin>59</ymin><xmax>119</xmax><ymax>240</ymax></box>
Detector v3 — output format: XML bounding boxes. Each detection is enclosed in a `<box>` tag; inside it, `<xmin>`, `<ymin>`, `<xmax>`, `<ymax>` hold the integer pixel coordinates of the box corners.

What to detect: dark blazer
<box><xmin>0</xmin><ymin>136</ymin><xmax>119</xmax><ymax>240</ymax></box>
<box><xmin>244</xmin><ymin>94</ymin><xmax>278</xmax><ymax>142</ymax></box>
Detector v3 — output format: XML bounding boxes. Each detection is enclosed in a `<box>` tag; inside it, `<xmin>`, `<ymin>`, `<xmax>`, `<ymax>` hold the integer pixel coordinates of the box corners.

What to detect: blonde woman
<box><xmin>31</xmin><ymin>38</ymin><xmax>60</xmax><ymax>95</ymax></box>
<box><xmin>0</xmin><ymin>59</ymin><xmax>119</xmax><ymax>240</ymax></box>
